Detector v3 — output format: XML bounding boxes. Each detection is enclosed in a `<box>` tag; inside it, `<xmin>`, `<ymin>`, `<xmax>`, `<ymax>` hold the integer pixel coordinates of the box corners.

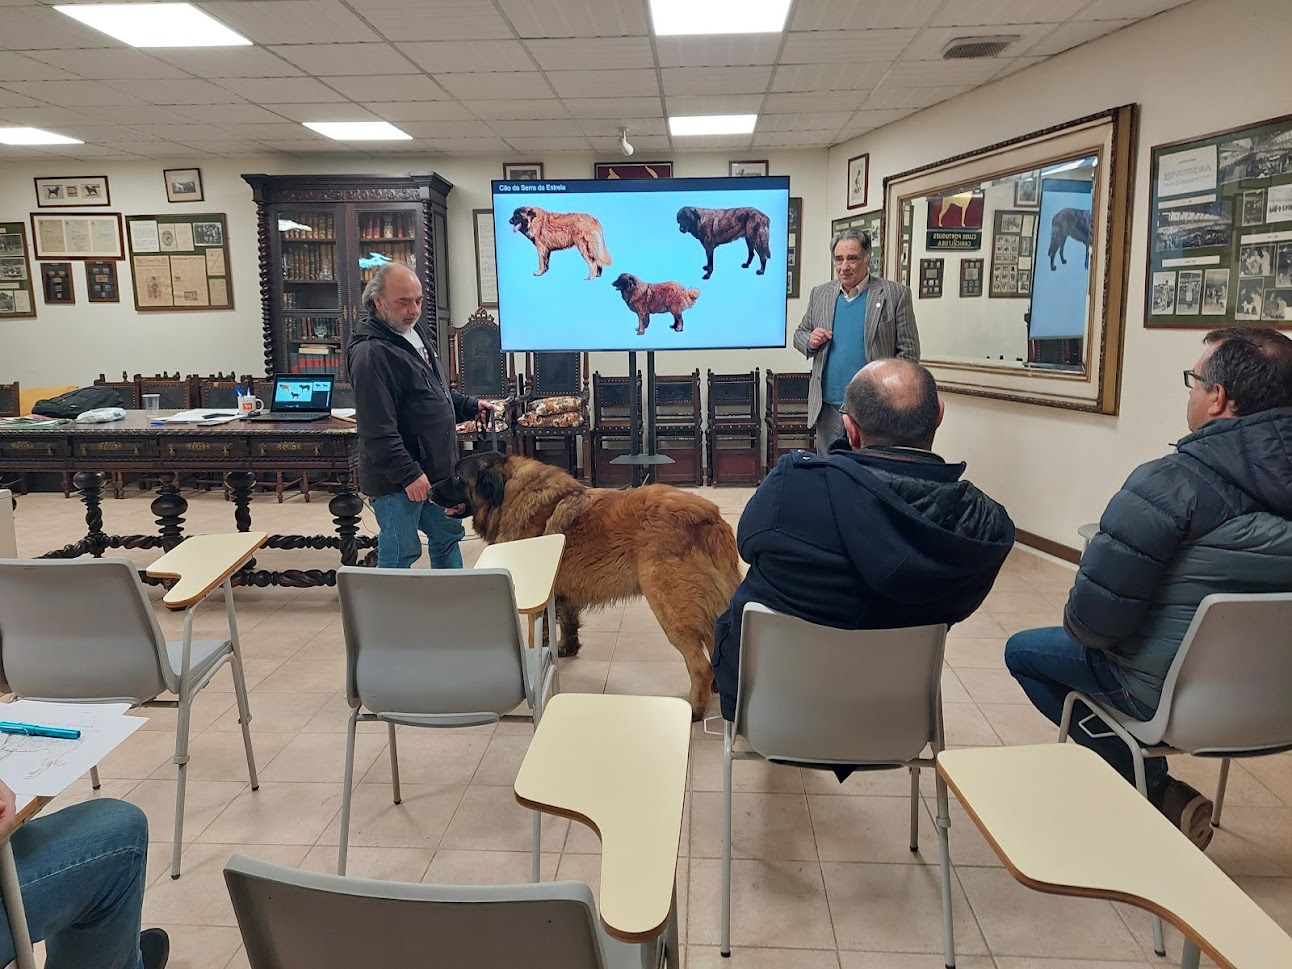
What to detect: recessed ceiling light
<box><xmin>0</xmin><ymin>127</ymin><xmax>83</xmax><ymax>146</ymax></box>
<box><xmin>668</xmin><ymin>114</ymin><xmax>758</xmax><ymax>137</ymax></box>
<box><xmin>55</xmin><ymin>3</ymin><xmax>250</xmax><ymax>48</ymax></box>
<box><xmin>302</xmin><ymin>121</ymin><xmax>412</xmax><ymax>141</ymax></box>
<box><xmin>650</xmin><ymin>0</ymin><xmax>790</xmax><ymax>36</ymax></box>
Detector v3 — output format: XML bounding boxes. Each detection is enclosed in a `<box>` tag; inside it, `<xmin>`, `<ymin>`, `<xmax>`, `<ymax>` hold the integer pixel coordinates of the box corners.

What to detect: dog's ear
<box><xmin>476</xmin><ymin>465</ymin><xmax>506</xmax><ymax>508</ymax></box>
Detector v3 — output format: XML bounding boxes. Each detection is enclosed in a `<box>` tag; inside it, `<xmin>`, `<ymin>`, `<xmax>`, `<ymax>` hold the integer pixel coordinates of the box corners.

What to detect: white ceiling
<box><xmin>0</xmin><ymin>0</ymin><xmax>1193</xmax><ymax>161</ymax></box>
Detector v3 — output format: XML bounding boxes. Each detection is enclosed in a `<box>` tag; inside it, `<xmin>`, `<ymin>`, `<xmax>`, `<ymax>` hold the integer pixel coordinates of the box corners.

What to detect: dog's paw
<box><xmin>756</xmin><ymin>268</ymin><xmax>766</xmax><ymax>275</ymax></box>
<box><xmin>557</xmin><ymin>641</ymin><xmax>581</xmax><ymax>658</ymax></box>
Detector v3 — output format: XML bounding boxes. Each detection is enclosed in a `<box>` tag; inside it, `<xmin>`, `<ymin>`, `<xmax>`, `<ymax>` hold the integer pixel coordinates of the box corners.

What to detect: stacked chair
<box><xmin>765</xmin><ymin>370</ymin><xmax>814</xmax><ymax>470</ymax></box>
<box><xmin>652</xmin><ymin>369</ymin><xmax>703</xmax><ymax>486</ymax></box>
<box><xmin>705</xmin><ymin>368</ymin><xmax>762</xmax><ymax>486</ymax></box>
<box><xmin>588</xmin><ymin>371</ymin><xmax>640</xmax><ymax>487</ymax></box>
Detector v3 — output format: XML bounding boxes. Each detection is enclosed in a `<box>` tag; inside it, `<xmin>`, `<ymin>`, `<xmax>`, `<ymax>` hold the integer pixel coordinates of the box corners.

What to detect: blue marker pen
<box><xmin>0</xmin><ymin>721</ymin><xmax>82</xmax><ymax>740</ymax></box>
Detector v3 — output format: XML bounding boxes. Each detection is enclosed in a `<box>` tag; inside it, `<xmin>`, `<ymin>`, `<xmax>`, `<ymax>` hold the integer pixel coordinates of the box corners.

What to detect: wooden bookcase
<box><xmin>242</xmin><ymin>173</ymin><xmax>453</xmax><ymax>380</ymax></box>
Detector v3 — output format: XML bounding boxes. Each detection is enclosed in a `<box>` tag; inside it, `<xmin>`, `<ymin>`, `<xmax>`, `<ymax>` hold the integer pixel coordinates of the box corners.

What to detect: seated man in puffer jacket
<box><xmin>1006</xmin><ymin>326</ymin><xmax>1292</xmax><ymax>850</ymax></box>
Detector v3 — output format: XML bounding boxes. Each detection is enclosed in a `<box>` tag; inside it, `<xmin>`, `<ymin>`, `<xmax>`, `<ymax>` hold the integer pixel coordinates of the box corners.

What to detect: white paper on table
<box><xmin>331</xmin><ymin>408</ymin><xmax>356</xmax><ymax>418</ymax></box>
<box><xmin>160</xmin><ymin>408</ymin><xmax>241</xmax><ymax>424</ymax></box>
<box><xmin>0</xmin><ymin>701</ymin><xmax>147</xmax><ymax>799</ymax></box>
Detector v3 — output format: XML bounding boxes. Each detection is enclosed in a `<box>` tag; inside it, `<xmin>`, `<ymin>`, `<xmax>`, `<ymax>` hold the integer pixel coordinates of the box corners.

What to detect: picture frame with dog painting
<box><xmin>846</xmin><ymin>153</ymin><xmax>869</xmax><ymax>210</ymax></box>
<box><xmin>502</xmin><ymin>162</ymin><xmax>543</xmax><ymax>181</ymax></box>
<box><xmin>164</xmin><ymin>168</ymin><xmax>203</xmax><ymax>204</ymax></box>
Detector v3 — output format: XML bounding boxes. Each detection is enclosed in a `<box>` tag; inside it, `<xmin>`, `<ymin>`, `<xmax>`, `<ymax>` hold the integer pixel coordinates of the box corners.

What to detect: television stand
<box><xmin>610</xmin><ymin>351</ymin><xmax>675</xmax><ymax>487</ymax></box>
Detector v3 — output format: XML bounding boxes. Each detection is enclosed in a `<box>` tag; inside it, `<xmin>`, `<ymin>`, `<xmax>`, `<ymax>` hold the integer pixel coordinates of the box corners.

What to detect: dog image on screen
<box><xmin>675</xmin><ymin>205</ymin><xmax>771</xmax><ymax>280</ymax></box>
<box><xmin>611</xmin><ymin>273</ymin><xmax>701</xmax><ymax>335</ymax></box>
<box><xmin>1048</xmin><ymin>207</ymin><xmax>1092</xmax><ymax>271</ymax></box>
<box><xmin>508</xmin><ymin>206</ymin><xmax>612</xmax><ymax>280</ymax></box>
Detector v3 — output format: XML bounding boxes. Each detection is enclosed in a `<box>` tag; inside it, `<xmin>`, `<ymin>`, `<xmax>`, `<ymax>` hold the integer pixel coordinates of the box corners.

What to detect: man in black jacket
<box><xmin>347</xmin><ymin>263</ymin><xmax>487</xmax><ymax>569</ymax></box>
<box><xmin>712</xmin><ymin>358</ymin><xmax>1015</xmax><ymax>723</ymax></box>
<box><xmin>1006</xmin><ymin>327</ymin><xmax>1292</xmax><ymax>849</ymax></box>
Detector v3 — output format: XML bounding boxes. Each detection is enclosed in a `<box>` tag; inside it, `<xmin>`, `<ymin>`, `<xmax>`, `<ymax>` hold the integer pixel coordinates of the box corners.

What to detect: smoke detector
<box><xmin>942</xmin><ymin>35</ymin><xmax>1018</xmax><ymax>59</ymax></box>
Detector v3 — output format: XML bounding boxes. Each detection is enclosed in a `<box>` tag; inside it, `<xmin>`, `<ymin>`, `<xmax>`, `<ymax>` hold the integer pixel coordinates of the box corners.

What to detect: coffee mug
<box><xmin>238</xmin><ymin>394</ymin><xmax>264</xmax><ymax>415</ymax></box>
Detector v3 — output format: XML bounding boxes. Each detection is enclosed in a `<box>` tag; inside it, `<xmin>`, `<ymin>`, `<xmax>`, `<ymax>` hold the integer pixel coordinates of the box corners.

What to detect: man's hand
<box><xmin>477</xmin><ymin>400</ymin><xmax>495</xmax><ymax>421</ymax></box>
<box><xmin>404</xmin><ymin>473</ymin><xmax>430</xmax><ymax>502</ymax></box>
<box><xmin>0</xmin><ymin>781</ymin><xmax>17</xmax><ymax>840</ymax></box>
<box><xmin>808</xmin><ymin>327</ymin><xmax>832</xmax><ymax>350</ymax></box>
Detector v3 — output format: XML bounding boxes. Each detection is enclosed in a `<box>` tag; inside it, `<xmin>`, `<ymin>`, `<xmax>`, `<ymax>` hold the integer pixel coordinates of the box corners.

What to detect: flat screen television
<box><xmin>492</xmin><ymin>175</ymin><xmax>790</xmax><ymax>352</ymax></box>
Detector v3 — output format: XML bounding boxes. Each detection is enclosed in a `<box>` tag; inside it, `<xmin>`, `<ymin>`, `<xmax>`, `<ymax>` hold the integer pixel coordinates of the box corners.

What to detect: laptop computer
<box><xmin>247</xmin><ymin>374</ymin><xmax>334</xmax><ymax>422</ymax></box>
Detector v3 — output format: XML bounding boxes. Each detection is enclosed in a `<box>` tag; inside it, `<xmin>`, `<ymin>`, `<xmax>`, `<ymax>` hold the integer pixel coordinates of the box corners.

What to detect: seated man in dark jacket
<box><xmin>1006</xmin><ymin>326</ymin><xmax>1292</xmax><ymax>850</ymax></box>
<box><xmin>712</xmin><ymin>358</ymin><xmax>1015</xmax><ymax>725</ymax></box>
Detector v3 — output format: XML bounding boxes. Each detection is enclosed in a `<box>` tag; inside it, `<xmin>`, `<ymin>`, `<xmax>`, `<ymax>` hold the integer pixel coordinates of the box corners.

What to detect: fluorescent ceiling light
<box><xmin>55</xmin><ymin>3</ymin><xmax>251</xmax><ymax>48</ymax></box>
<box><xmin>650</xmin><ymin>0</ymin><xmax>790</xmax><ymax>35</ymax></box>
<box><xmin>0</xmin><ymin>127</ymin><xmax>83</xmax><ymax>146</ymax></box>
<box><xmin>302</xmin><ymin>121</ymin><xmax>412</xmax><ymax>141</ymax></box>
<box><xmin>668</xmin><ymin>114</ymin><xmax>758</xmax><ymax>136</ymax></box>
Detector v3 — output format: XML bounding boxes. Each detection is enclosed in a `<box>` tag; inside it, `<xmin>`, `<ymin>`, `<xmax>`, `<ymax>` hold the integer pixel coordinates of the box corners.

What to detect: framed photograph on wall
<box><xmin>126</xmin><ymin>212</ymin><xmax>232</xmax><ymax>311</ymax></box>
<box><xmin>1014</xmin><ymin>174</ymin><xmax>1039</xmax><ymax>207</ymax></box>
<box><xmin>960</xmin><ymin>258</ymin><xmax>984</xmax><ymax>297</ymax></box>
<box><xmin>847</xmin><ymin>153</ymin><xmax>869</xmax><ymax>210</ymax></box>
<box><xmin>0</xmin><ymin>222</ymin><xmax>36</xmax><ymax>319</ymax></box>
<box><xmin>40</xmin><ymin>262</ymin><xmax>75</xmax><ymax>304</ymax></box>
<box><xmin>86</xmin><ymin>260</ymin><xmax>119</xmax><ymax>302</ymax></box>
<box><xmin>30</xmin><ymin>213</ymin><xmax>124</xmax><ymax>260</ymax></box>
<box><xmin>163</xmin><ymin>168</ymin><xmax>203</xmax><ymax>203</ymax></box>
<box><xmin>34</xmin><ymin>176</ymin><xmax>110</xmax><ymax>208</ymax></box>
<box><xmin>831</xmin><ymin>208</ymin><xmax>884</xmax><ymax>278</ymax></box>
<box><xmin>729</xmin><ymin>160</ymin><xmax>769</xmax><ymax>177</ymax></box>
<box><xmin>502</xmin><ymin>162</ymin><xmax>543</xmax><ymax>181</ymax></box>
<box><xmin>594</xmin><ymin>161</ymin><xmax>673</xmax><ymax>180</ymax></box>
<box><xmin>787</xmin><ymin>196</ymin><xmax>803</xmax><ymax>299</ymax></box>
<box><xmin>473</xmin><ymin>208</ymin><xmax>498</xmax><ymax>307</ymax></box>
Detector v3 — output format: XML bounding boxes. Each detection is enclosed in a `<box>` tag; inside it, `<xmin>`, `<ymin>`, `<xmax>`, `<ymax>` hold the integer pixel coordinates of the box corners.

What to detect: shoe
<box><xmin>140</xmin><ymin>927</ymin><xmax>170</xmax><ymax>969</ymax></box>
<box><xmin>1154</xmin><ymin>778</ymin><xmax>1214</xmax><ymax>850</ymax></box>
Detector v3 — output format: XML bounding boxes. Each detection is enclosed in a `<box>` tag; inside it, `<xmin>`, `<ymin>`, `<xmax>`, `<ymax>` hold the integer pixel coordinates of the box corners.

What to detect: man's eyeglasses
<box><xmin>1182</xmin><ymin>369</ymin><xmax>1209</xmax><ymax>389</ymax></box>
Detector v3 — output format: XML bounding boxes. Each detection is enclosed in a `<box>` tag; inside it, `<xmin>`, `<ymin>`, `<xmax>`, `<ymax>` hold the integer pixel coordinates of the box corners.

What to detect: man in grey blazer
<box><xmin>792</xmin><ymin>229</ymin><xmax>920</xmax><ymax>454</ymax></box>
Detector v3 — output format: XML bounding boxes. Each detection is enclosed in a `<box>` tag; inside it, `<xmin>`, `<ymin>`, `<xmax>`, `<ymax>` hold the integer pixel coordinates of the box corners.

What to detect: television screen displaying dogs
<box><xmin>493</xmin><ymin>175</ymin><xmax>790</xmax><ymax>352</ymax></box>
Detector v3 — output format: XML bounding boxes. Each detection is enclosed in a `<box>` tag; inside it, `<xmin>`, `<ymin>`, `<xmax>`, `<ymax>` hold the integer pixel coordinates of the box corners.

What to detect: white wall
<box><xmin>1</xmin><ymin>149</ymin><xmax>826</xmax><ymax>387</ymax></box>
<box><xmin>829</xmin><ymin>0</ymin><xmax>1287</xmax><ymax>545</ymax></box>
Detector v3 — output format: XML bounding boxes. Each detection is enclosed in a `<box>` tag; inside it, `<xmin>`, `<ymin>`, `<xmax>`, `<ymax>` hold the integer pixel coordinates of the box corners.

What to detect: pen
<box><xmin>0</xmin><ymin>722</ymin><xmax>82</xmax><ymax>740</ymax></box>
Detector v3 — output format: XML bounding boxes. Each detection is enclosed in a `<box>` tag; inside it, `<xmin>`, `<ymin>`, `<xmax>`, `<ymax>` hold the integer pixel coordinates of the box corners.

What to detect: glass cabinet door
<box><xmin>275</xmin><ymin>208</ymin><xmax>343</xmax><ymax>376</ymax></box>
<box><xmin>350</xmin><ymin>204</ymin><xmax>421</xmax><ymax>317</ymax></box>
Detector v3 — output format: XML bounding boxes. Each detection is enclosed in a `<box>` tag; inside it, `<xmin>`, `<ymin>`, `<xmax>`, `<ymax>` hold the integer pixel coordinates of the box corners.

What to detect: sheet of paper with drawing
<box><xmin>0</xmin><ymin>700</ymin><xmax>146</xmax><ymax>800</ymax></box>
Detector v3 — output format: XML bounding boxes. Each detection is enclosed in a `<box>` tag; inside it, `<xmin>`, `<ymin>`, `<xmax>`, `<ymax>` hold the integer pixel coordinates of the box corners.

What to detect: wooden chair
<box><xmin>653</xmin><ymin>370</ymin><xmax>703</xmax><ymax>486</ymax></box>
<box><xmin>193</xmin><ymin>372</ymin><xmax>246</xmax><ymax>409</ymax></box>
<box><xmin>447</xmin><ymin>308</ymin><xmax>516</xmax><ymax>460</ymax></box>
<box><xmin>94</xmin><ymin>372</ymin><xmax>141</xmax><ymax>409</ymax></box>
<box><xmin>516</xmin><ymin>351</ymin><xmax>589</xmax><ymax>480</ymax></box>
<box><xmin>589</xmin><ymin>371</ymin><xmax>640</xmax><ymax>487</ymax></box>
<box><xmin>706</xmin><ymin>369</ymin><xmax>761</xmax><ymax>486</ymax></box>
<box><xmin>0</xmin><ymin>381</ymin><xmax>24</xmax><ymax>495</ymax></box>
<box><xmin>765</xmin><ymin>370</ymin><xmax>814</xmax><ymax>470</ymax></box>
<box><xmin>135</xmin><ymin>372</ymin><xmax>194</xmax><ymax>410</ymax></box>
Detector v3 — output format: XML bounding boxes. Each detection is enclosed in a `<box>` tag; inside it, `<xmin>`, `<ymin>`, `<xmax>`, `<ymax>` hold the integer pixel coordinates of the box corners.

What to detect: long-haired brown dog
<box><xmin>431</xmin><ymin>452</ymin><xmax>741</xmax><ymax>718</ymax></box>
<box><xmin>611</xmin><ymin>272</ymin><xmax>701</xmax><ymax>335</ymax></box>
<box><xmin>509</xmin><ymin>205</ymin><xmax>612</xmax><ymax>280</ymax></box>
<box><xmin>676</xmin><ymin>205</ymin><xmax>771</xmax><ymax>280</ymax></box>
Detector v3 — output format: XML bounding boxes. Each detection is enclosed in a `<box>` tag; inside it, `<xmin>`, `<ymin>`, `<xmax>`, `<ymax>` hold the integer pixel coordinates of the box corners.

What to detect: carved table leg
<box><xmin>151</xmin><ymin>472</ymin><xmax>188</xmax><ymax>552</ymax></box>
<box><xmin>226</xmin><ymin>470</ymin><xmax>256</xmax><ymax>532</ymax></box>
<box><xmin>329</xmin><ymin>470</ymin><xmax>365</xmax><ymax>568</ymax></box>
<box><xmin>74</xmin><ymin>470</ymin><xmax>108</xmax><ymax>557</ymax></box>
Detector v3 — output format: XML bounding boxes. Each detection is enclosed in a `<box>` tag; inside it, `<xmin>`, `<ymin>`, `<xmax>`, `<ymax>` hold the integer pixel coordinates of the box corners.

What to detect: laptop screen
<box><xmin>271</xmin><ymin>376</ymin><xmax>333</xmax><ymax>412</ymax></box>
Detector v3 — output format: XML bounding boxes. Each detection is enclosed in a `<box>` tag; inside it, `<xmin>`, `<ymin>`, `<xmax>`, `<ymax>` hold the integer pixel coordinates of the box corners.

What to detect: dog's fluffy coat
<box><xmin>611</xmin><ymin>273</ymin><xmax>701</xmax><ymax>335</ymax></box>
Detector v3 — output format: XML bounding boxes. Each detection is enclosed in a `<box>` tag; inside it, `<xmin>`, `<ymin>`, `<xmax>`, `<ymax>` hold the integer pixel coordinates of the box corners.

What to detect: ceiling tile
<box><xmin>213</xmin><ymin>77</ymin><xmax>347</xmax><ymax>103</ymax></box>
<box><xmin>579</xmin><ymin>117</ymin><xmax>666</xmax><ymax>137</ymax></box>
<box><xmin>654</xmin><ymin>36</ymin><xmax>782</xmax><ymax>68</ymax></box>
<box><xmin>127</xmin><ymin>123</ymin><xmax>236</xmax><ymax>141</ymax></box>
<box><xmin>660</xmin><ymin>66</ymin><xmax>772</xmax><ymax>97</ymax></box>
<box><xmin>434</xmin><ymin>72</ymin><xmax>551</xmax><ymax>100</ymax></box>
<box><xmin>27</xmin><ymin>49</ymin><xmax>190</xmax><ymax>80</ymax></box>
<box><xmin>989</xmin><ymin>55</ymin><xmax>1046</xmax><ymax>81</ymax></box>
<box><xmin>563</xmin><ymin>97</ymin><xmax>663</xmax><ymax>119</ymax></box>
<box><xmin>258</xmin><ymin>140</ymin><xmax>362</xmax><ymax>153</ymax></box>
<box><xmin>0</xmin><ymin>5</ymin><xmax>117</xmax><ymax>50</ymax></box>
<box><xmin>791</xmin><ymin>0</ymin><xmax>942</xmax><ymax>30</ymax></box>
<box><xmin>396</xmin><ymin>120</ymin><xmax>501</xmax><ymax>138</ymax></box>
<box><xmin>489</xmin><ymin>118</ymin><xmax>583</xmax><ymax>137</ymax></box>
<box><xmin>781</xmin><ymin>29</ymin><xmax>918</xmax><ymax>63</ymax></box>
<box><xmin>665</xmin><ymin>93</ymin><xmax>763</xmax><ymax>115</ymax></box>
<box><xmin>75</xmin><ymin>104</ymin><xmax>196</xmax><ymax>124</ymax></box>
<box><xmin>763</xmin><ymin>91</ymin><xmax>866</xmax><ymax>113</ymax></box>
<box><xmin>105</xmin><ymin>78</ymin><xmax>247</xmax><ymax>105</ymax></box>
<box><xmin>1020</xmin><ymin>20</ymin><xmax>1136</xmax><ymax>56</ymax></box>
<box><xmin>348</xmin><ymin>0</ymin><xmax>514</xmax><ymax>41</ymax></box>
<box><xmin>172</xmin><ymin>104</ymin><xmax>292</xmax><ymax>124</ymax></box>
<box><xmin>882</xmin><ymin>58</ymin><xmax>1011</xmax><ymax>88</ymax></box>
<box><xmin>668</xmin><ymin>134</ymin><xmax>753</xmax><ymax>151</ymax></box>
<box><xmin>147</xmin><ymin>47</ymin><xmax>304</xmax><ymax>79</ymax></box>
<box><xmin>1076</xmin><ymin>0</ymin><xmax>1191</xmax><ymax>19</ymax></box>
<box><xmin>846</xmin><ymin>107</ymin><xmax>919</xmax><ymax>129</ymax></box>
<box><xmin>366</xmin><ymin>101</ymin><xmax>476</xmax><ymax>122</ymax></box>
<box><xmin>901</xmin><ymin>23</ymin><xmax>1052</xmax><ymax>60</ymax></box>
<box><xmin>771</xmin><ymin>62</ymin><xmax>890</xmax><ymax>93</ymax></box>
<box><xmin>0</xmin><ymin>80</ymin><xmax>146</xmax><ymax>106</ymax></box>
<box><xmin>755</xmin><ymin>130</ymin><xmax>837</xmax><ymax>148</ymax></box>
<box><xmin>421</xmin><ymin>135</ymin><xmax>513</xmax><ymax>153</ymax></box>
<box><xmin>218</xmin><ymin>122</ymin><xmax>318</xmax><ymax>140</ymax></box>
<box><xmin>495</xmin><ymin>0</ymin><xmax>648</xmax><ymax>38</ymax></box>
<box><xmin>397</xmin><ymin>40</ymin><xmax>533</xmax><ymax>74</ymax></box>
<box><xmin>198</xmin><ymin>1</ymin><xmax>380</xmax><ymax>43</ymax></box>
<box><xmin>270</xmin><ymin>43</ymin><xmax>417</xmax><ymax>76</ymax></box>
<box><xmin>0</xmin><ymin>90</ymin><xmax>41</xmax><ymax>109</ymax></box>
<box><xmin>31</xmin><ymin>143</ymin><xmax>143</xmax><ymax>157</ymax></box>
<box><xmin>0</xmin><ymin>52</ymin><xmax>79</xmax><ymax>82</ymax></box>
<box><xmin>320</xmin><ymin>76</ymin><xmax>446</xmax><ymax>103</ymax></box>
<box><xmin>929</xmin><ymin>0</ymin><xmax>1086</xmax><ymax>26</ymax></box>
<box><xmin>756</xmin><ymin>112</ymin><xmax>851</xmax><ymax>132</ymax></box>
<box><xmin>504</xmin><ymin>135</ymin><xmax>592</xmax><ymax>151</ymax></box>
<box><xmin>862</xmin><ymin>84</ymin><xmax>973</xmax><ymax>111</ymax></box>
<box><xmin>525</xmin><ymin>38</ymin><xmax>654</xmax><ymax>71</ymax></box>
<box><xmin>589</xmin><ymin>134</ymin><xmax>669</xmax><ymax>152</ymax></box>
<box><xmin>460</xmin><ymin>99</ymin><xmax>572</xmax><ymax>120</ymax></box>
<box><xmin>548</xmin><ymin>69</ymin><xmax>660</xmax><ymax>99</ymax></box>
<box><xmin>260</xmin><ymin>102</ymin><xmax>379</xmax><ymax>123</ymax></box>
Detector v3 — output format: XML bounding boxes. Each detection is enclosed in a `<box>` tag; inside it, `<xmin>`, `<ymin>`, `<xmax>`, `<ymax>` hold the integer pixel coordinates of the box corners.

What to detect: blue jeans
<box><xmin>0</xmin><ymin>799</ymin><xmax>149</xmax><ymax>969</ymax></box>
<box><xmin>371</xmin><ymin>492</ymin><xmax>465</xmax><ymax>569</ymax></box>
<box><xmin>1005</xmin><ymin>626</ymin><xmax>1167</xmax><ymax>791</ymax></box>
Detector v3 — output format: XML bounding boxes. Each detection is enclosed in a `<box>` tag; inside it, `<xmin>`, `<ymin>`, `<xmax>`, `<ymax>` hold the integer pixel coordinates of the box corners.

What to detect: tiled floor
<box><xmin>9</xmin><ymin>484</ymin><xmax>1292</xmax><ymax>968</ymax></box>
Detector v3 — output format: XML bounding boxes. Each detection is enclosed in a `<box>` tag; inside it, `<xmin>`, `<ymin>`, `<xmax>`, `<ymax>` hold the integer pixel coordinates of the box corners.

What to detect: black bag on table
<box><xmin>31</xmin><ymin>386</ymin><xmax>123</xmax><ymax>419</ymax></box>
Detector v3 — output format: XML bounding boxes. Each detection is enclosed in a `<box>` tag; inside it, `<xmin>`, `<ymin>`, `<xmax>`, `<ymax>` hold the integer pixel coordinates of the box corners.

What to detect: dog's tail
<box><xmin>595</xmin><ymin>226</ymin><xmax>612</xmax><ymax>267</ymax></box>
<box><xmin>753</xmin><ymin>213</ymin><xmax>771</xmax><ymax>258</ymax></box>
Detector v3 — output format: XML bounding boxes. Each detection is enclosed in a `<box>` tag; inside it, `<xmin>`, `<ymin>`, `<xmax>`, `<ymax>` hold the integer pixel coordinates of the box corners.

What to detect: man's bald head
<box><xmin>842</xmin><ymin>359</ymin><xmax>943</xmax><ymax>451</ymax></box>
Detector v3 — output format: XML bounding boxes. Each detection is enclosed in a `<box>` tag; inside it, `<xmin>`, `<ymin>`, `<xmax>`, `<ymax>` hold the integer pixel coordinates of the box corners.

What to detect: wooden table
<box><xmin>514</xmin><ymin>693</ymin><xmax>691</xmax><ymax>968</ymax></box>
<box><xmin>474</xmin><ymin>534</ymin><xmax>565</xmax><ymax>648</ymax></box>
<box><xmin>0</xmin><ymin>411</ymin><xmax>375</xmax><ymax>587</ymax></box>
<box><xmin>938</xmin><ymin>744</ymin><xmax>1292</xmax><ymax>969</ymax></box>
<box><xmin>1</xmin><ymin>796</ymin><xmax>51</xmax><ymax>969</ymax></box>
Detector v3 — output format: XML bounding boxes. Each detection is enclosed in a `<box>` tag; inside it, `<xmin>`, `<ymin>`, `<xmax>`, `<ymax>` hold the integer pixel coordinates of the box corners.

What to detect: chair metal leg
<box><xmin>89</xmin><ymin>765</ymin><xmax>101</xmax><ymax>790</ymax></box>
<box><xmin>225</xmin><ymin>581</ymin><xmax>259</xmax><ymax>790</ymax></box>
<box><xmin>720</xmin><ymin>720</ymin><xmax>734</xmax><ymax>958</ymax></box>
<box><xmin>170</xmin><ymin>693</ymin><xmax>194</xmax><ymax>880</ymax></box>
<box><xmin>1129</xmin><ymin>747</ymin><xmax>1167</xmax><ymax>958</ymax></box>
<box><xmin>337</xmin><ymin>708</ymin><xmax>360</xmax><ymax>875</ymax></box>
<box><xmin>531</xmin><ymin>810</ymin><xmax>541</xmax><ymax>883</ymax></box>
<box><xmin>1180</xmin><ymin>938</ymin><xmax>1201</xmax><ymax>969</ymax></box>
<box><xmin>909</xmin><ymin>765</ymin><xmax>921</xmax><ymax>853</ymax></box>
<box><xmin>935</xmin><ymin>773</ymin><xmax>957</xmax><ymax>969</ymax></box>
<box><xmin>387</xmin><ymin>721</ymin><xmax>401</xmax><ymax>805</ymax></box>
<box><xmin>1212</xmin><ymin>757</ymin><xmax>1230</xmax><ymax>827</ymax></box>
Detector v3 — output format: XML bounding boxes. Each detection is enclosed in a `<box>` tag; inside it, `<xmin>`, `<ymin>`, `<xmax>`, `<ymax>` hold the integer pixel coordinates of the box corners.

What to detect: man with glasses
<box><xmin>348</xmin><ymin>263</ymin><xmax>489</xmax><ymax>569</ymax></box>
<box><xmin>793</xmin><ymin>229</ymin><xmax>919</xmax><ymax>455</ymax></box>
<box><xmin>1006</xmin><ymin>327</ymin><xmax>1292</xmax><ymax>849</ymax></box>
